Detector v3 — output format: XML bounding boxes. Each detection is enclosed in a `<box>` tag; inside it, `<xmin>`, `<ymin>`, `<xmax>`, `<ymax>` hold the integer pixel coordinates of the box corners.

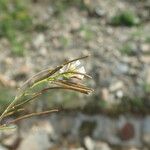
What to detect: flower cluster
<box><xmin>59</xmin><ymin>60</ymin><xmax>86</xmax><ymax>80</ymax></box>
<box><xmin>0</xmin><ymin>56</ymin><xmax>93</xmax><ymax>130</ymax></box>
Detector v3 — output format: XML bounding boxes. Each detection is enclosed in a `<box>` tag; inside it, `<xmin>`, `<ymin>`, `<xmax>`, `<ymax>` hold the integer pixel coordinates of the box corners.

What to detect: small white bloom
<box><xmin>59</xmin><ymin>60</ymin><xmax>86</xmax><ymax>80</ymax></box>
<box><xmin>77</xmin><ymin>66</ymin><xmax>86</xmax><ymax>79</ymax></box>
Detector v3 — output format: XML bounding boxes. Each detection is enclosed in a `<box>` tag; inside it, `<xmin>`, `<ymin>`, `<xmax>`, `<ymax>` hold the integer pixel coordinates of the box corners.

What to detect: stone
<box><xmin>115</xmin><ymin>63</ymin><xmax>129</xmax><ymax>74</ymax></box>
<box><xmin>0</xmin><ymin>145</ymin><xmax>8</xmax><ymax>150</ymax></box>
<box><xmin>94</xmin><ymin>7</ymin><xmax>106</xmax><ymax>17</ymax></box>
<box><xmin>140</xmin><ymin>56</ymin><xmax>150</xmax><ymax>63</ymax></box>
<box><xmin>0</xmin><ymin>74</ymin><xmax>16</xmax><ymax>87</ymax></box>
<box><xmin>117</xmin><ymin>116</ymin><xmax>142</xmax><ymax>147</ymax></box>
<box><xmin>32</xmin><ymin>34</ymin><xmax>45</xmax><ymax>48</ymax></box>
<box><xmin>128</xmin><ymin>148</ymin><xmax>140</xmax><ymax>150</ymax></box>
<box><xmin>84</xmin><ymin>136</ymin><xmax>95</xmax><ymax>150</ymax></box>
<box><xmin>122</xmin><ymin>147</ymin><xmax>140</xmax><ymax>150</ymax></box>
<box><xmin>95</xmin><ymin>141</ymin><xmax>111</xmax><ymax>150</ymax></box>
<box><xmin>93</xmin><ymin>116</ymin><xmax>120</xmax><ymax>144</ymax></box>
<box><xmin>84</xmin><ymin>137</ymin><xmax>111</xmax><ymax>150</ymax></box>
<box><xmin>0</xmin><ymin>125</ymin><xmax>19</xmax><ymax>149</ymax></box>
<box><xmin>49</xmin><ymin>115</ymin><xmax>75</xmax><ymax>140</ymax></box>
<box><xmin>18</xmin><ymin>131</ymin><xmax>51</xmax><ymax>150</ymax></box>
<box><xmin>2</xmin><ymin>134</ymin><xmax>19</xmax><ymax>149</ymax></box>
<box><xmin>109</xmin><ymin>81</ymin><xmax>124</xmax><ymax>92</ymax></box>
<box><xmin>39</xmin><ymin>47</ymin><xmax>47</xmax><ymax>56</ymax></box>
<box><xmin>142</xmin><ymin>147</ymin><xmax>149</xmax><ymax>150</ymax></box>
<box><xmin>145</xmin><ymin>69</ymin><xmax>150</xmax><ymax>84</ymax></box>
<box><xmin>142</xmin><ymin>116</ymin><xmax>150</xmax><ymax>146</ymax></box>
<box><xmin>101</xmin><ymin>88</ymin><xmax>110</xmax><ymax>101</ymax></box>
<box><xmin>4</xmin><ymin>57</ymin><xmax>13</xmax><ymax>66</ymax></box>
<box><xmin>115</xmin><ymin>90</ymin><xmax>124</xmax><ymax>98</ymax></box>
<box><xmin>18</xmin><ymin>120</ymin><xmax>55</xmax><ymax>150</ymax></box>
<box><xmin>70</xmin><ymin>148</ymin><xmax>84</xmax><ymax>150</ymax></box>
<box><xmin>17</xmin><ymin>65</ymin><xmax>31</xmax><ymax>75</ymax></box>
<box><xmin>141</xmin><ymin>44</ymin><xmax>150</xmax><ymax>54</ymax></box>
<box><xmin>119</xmin><ymin>122</ymin><xmax>135</xmax><ymax>141</ymax></box>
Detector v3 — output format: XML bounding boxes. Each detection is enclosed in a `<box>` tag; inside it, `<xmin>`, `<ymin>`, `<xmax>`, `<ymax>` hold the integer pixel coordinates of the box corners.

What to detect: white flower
<box><xmin>59</xmin><ymin>60</ymin><xmax>86</xmax><ymax>80</ymax></box>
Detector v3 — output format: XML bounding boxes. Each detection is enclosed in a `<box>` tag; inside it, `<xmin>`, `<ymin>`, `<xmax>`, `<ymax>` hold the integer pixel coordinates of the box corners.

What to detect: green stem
<box><xmin>8</xmin><ymin>109</ymin><xmax>59</xmax><ymax>124</ymax></box>
<box><xmin>0</xmin><ymin>95</ymin><xmax>20</xmax><ymax>123</ymax></box>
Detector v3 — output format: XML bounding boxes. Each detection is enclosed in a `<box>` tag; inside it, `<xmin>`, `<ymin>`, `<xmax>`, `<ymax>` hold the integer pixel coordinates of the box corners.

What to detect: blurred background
<box><xmin>0</xmin><ymin>0</ymin><xmax>150</xmax><ymax>150</ymax></box>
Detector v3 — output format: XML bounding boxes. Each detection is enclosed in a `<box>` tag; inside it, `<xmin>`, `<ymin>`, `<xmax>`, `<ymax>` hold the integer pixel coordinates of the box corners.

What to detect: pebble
<box><xmin>0</xmin><ymin>125</ymin><xmax>18</xmax><ymax>148</ymax></box>
<box><xmin>142</xmin><ymin>116</ymin><xmax>150</xmax><ymax>146</ymax></box>
<box><xmin>109</xmin><ymin>81</ymin><xmax>124</xmax><ymax>92</ymax></box>
<box><xmin>84</xmin><ymin>136</ymin><xmax>95</xmax><ymax>150</ymax></box>
<box><xmin>18</xmin><ymin>120</ymin><xmax>55</xmax><ymax>150</ymax></box>
<box><xmin>70</xmin><ymin>148</ymin><xmax>84</xmax><ymax>150</ymax></box>
<box><xmin>95</xmin><ymin>141</ymin><xmax>111</xmax><ymax>150</ymax></box>
<box><xmin>145</xmin><ymin>69</ymin><xmax>150</xmax><ymax>84</ymax></box>
<box><xmin>101</xmin><ymin>88</ymin><xmax>110</xmax><ymax>101</ymax></box>
<box><xmin>32</xmin><ymin>34</ymin><xmax>45</xmax><ymax>48</ymax></box>
<box><xmin>0</xmin><ymin>145</ymin><xmax>8</xmax><ymax>150</ymax></box>
<box><xmin>115</xmin><ymin>90</ymin><xmax>124</xmax><ymax>98</ymax></box>
<box><xmin>119</xmin><ymin>122</ymin><xmax>135</xmax><ymax>141</ymax></box>
<box><xmin>141</xmin><ymin>44</ymin><xmax>150</xmax><ymax>54</ymax></box>
<box><xmin>84</xmin><ymin>136</ymin><xmax>111</xmax><ymax>150</ymax></box>
<box><xmin>140</xmin><ymin>56</ymin><xmax>150</xmax><ymax>63</ymax></box>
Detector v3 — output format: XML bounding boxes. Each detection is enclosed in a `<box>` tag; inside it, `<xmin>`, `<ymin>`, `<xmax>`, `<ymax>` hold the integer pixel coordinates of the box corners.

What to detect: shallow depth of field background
<box><xmin>0</xmin><ymin>0</ymin><xmax>150</xmax><ymax>150</ymax></box>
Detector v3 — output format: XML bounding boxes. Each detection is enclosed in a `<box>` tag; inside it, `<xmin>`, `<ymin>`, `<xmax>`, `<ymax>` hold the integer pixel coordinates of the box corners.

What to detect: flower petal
<box><xmin>74</xmin><ymin>60</ymin><xmax>81</xmax><ymax>67</ymax></box>
<box><xmin>71</xmin><ymin>60</ymin><xmax>81</xmax><ymax>69</ymax></box>
<box><xmin>78</xmin><ymin>66</ymin><xmax>86</xmax><ymax>74</ymax></box>
<box><xmin>59</xmin><ymin>60</ymin><xmax>86</xmax><ymax>80</ymax></box>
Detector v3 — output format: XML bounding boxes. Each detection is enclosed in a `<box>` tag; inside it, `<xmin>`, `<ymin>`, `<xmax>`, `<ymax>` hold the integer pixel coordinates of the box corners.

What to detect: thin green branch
<box><xmin>58</xmin><ymin>80</ymin><xmax>93</xmax><ymax>91</ymax></box>
<box><xmin>19</xmin><ymin>55</ymin><xmax>90</xmax><ymax>94</ymax></box>
<box><xmin>4</xmin><ymin>108</ymin><xmax>25</xmax><ymax>118</ymax></box>
<box><xmin>58</xmin><ymin>71</ymin><xmax>92</xmax><ymax>79</ymax></box>
<box><xmin>7</xmin><ymin>109</ymin><xmax>59</xmax><ymax>124</ymax></box>
<box><xmin>0</xmin><ymin>96</ymin><xmax>19</xmax><ymax>123</ymax></box>
<box><xmin>54</xmin><ymin>81</ymin><xmax>93</xmax><ymax>94</ymax></box>
<box><xmin>8</xmin><ymin>86</ymin><xmax>69</xmax><ymax>112</ymax></box>
<box><xmin>0</xmin><ymin>55</ymin><xmax>93</xmax><ymax>127</ymax></box>
<box><xmin>8</xmin><ymin>84</ymin><xmax>92</xmax><ymax>114</ymax></box>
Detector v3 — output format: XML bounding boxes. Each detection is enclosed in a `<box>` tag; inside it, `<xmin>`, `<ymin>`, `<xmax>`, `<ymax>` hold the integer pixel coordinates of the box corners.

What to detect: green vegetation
<box><xmin>120</xmin><ymin>43</ymin><xmax>135</xmax><ymax>56</ymax></box>
<box><xmin>11</xmin><ymin>38</ymin><xmax>26</xmax><ymax>56</ymax></box>
<box><xmin>44</xmin><ymin>90</ymin><xmax>82</xmax><ymax>109</ymax></box>
<box><xmin>61</xmin><ymin>91</ymin><xmax>81</xmax><ymax>108</ymax></box>
<box><xmin>145</xmin><ymin>35</ymin><xmax>150</xmax><ymax>43</ymax></box>
<box><xmin>0</xmin><ymin>87</ymin><xmax>15</xmax><ymax>111</ymax></box>
<box><xmin>34</xmin><ymin>24</ymin><xmax>49</xmax><ymax>32</ymax></box>
<box><xmin>79</xmin><ymin>120</ymin><xmax>96</xmax><ymax>137</ymax></box>
<box><xmin>52</xmin><ymin>0</ymin><xmax>87</xmax><ymax>15</ymax></box>
<box><xmin>0</xmin><ymin>56</ymin><xmax>93</xmax><ymax>129</ymax></box>
<box><xmin>79</xmin><ymin>25</ymin><xmax>95</xmax><ymax>41</ymax></box>
<box><xmin>59</xmin><ymin>36</ymin><xmax>70</xmax><ymax>48</ymax></box>
<box><xmin>118</xmin><ymin>96</ymin><xmax>147</xmax><ymax>114</ymax></box>
<box><xmin>111</xmin><ymin>11</ymin><xmax>140</xmax><ymax>26</ymax></box>
<box><xmin>0</xmin><ymin>0</ymin><xmax>32</xmax><ymax>56</ymax></box>
<box><xmin>131</xmin><ymin>27</ymin><xmax>150</xmax><ymax>44</ymax></box>
<box><xmin>131</xmin><ymin>27</ymin><xmax>144</xmax><ymax>38</ymax></box>
<box><xmin>144</xmin><ymin>83</ymin><xmax>150</xmax><ymax>93</ymax></box>
<box><xmin>130</xmin><ymin>98</ymin><xmax>144</xmax><ymax>110</ymax></box>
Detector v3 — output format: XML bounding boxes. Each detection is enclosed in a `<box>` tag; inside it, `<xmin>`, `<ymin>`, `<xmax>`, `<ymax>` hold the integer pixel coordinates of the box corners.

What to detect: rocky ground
<box><xmin>0</xmin><ymin>0</ymin><xmax>149</xmax><ymax>112</ymax></box>
<box><xmin>0</xmin><ymin>113</ymin><xmax>150</xmax><ymax>150</ymax></box>
<box><xmin>0</xmin><ymin>0</ymin><xmax>150</xmax><ymax>149</ymax></box>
